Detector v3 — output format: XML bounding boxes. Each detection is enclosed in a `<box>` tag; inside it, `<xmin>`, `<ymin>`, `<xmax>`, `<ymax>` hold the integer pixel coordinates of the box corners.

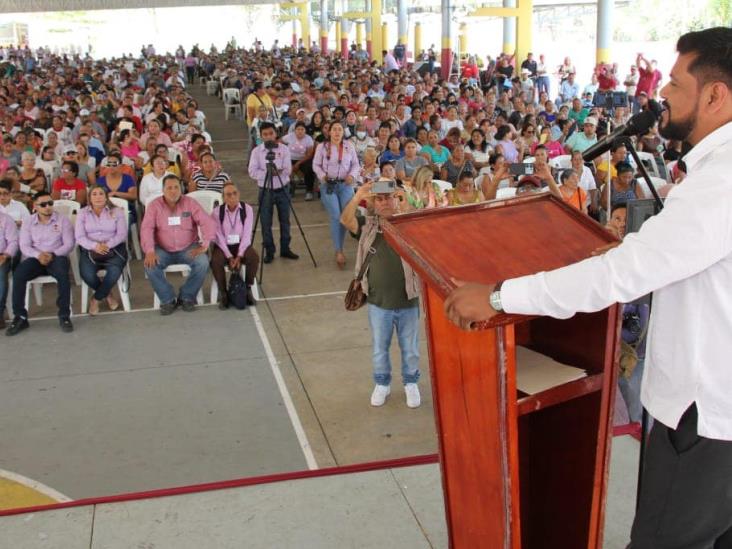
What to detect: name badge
<box><xmin>168</xmin><ymin>216</ymin><xmax>181</xmax><ymax>226</ymax></box>
<box><xmin>227</xmin><ymin>234</ymin><xmax>241</xmax><ymax>245</ymax></box>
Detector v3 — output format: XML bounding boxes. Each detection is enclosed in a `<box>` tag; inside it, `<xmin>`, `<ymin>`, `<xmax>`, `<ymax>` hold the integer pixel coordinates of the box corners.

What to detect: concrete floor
<box><xmin>0</xmin><ymin>436</ymin><xmax>639</xmax><ymax>549</ymax></box>
<box><xmin>0</xmin><ymin>85</ymin><xmax>638</xmax><ymax>546</ymax></box>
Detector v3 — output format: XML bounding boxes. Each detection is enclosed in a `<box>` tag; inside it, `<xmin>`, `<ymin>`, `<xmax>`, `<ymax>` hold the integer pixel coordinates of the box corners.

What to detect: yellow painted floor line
<box><xmin>0</xmin><ymin>470</ymin><xmax>71</xmax><ymax>511</ymax></box>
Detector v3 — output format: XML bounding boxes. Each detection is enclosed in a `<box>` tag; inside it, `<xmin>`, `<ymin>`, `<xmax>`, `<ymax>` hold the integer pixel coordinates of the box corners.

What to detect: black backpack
<box><xmin>227</xmin><ymin>271</ymin><xmax>248</xmax><ymax>310</ymax></box>
<box><xmin>218</xmin><ymin>202</ymin><xmax>247</xmax><ymax>225</ymax></box>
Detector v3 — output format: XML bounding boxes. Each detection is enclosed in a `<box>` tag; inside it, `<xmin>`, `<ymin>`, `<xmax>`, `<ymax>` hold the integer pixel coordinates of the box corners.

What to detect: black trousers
<box><xmin>630</xmin><ymin>404</ymin><xmax>732</xmax><ymax>548</ymax></box>
<box><xmin>12</xmin><ymin>255</ymin><xmax>71</xmax><ymax>319</ymax></box>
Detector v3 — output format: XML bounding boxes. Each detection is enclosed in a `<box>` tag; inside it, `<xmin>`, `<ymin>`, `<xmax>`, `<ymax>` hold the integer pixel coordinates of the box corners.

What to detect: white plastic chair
<box><xmin>206</xmin><ymin>80</ymin><xmax>219</xmax><ymax>96</ymax></box>
<box><xmin>110</xmin><ymin>196</ymin><xmax>142</xmax><ymax>260</ymax></box>
<box><xmin>222</xmin><ymin>88</ymin><xmax>242</xmax><ymax>120</ymax></box>
<box><xmin>631</xmin><ymin>151</ymin><xmax>662</xmax><ymax>179</ymax></box>
<box><xmin>152</xmin><ymin>265</ymin><xmax>205</xmax><ymax>310</ymax></box>
<box><xmin>636</xmin><ymin>176</ymin><xmax>667</xmax><ymax>199</ymax></box>
<box><xmin>47</xmin><ymin>199</ymin><xmax>82</xmax><ymax>286</ymax></box>
<box><xmin>550</xmin><ymin>154</ymin><xmax>572</xmax><ymax>170</ymax></box>
<box><xmin>495</xmin><ymin>187</ymin><xmax>518</xmax><ymax>200</ymax></box>
<box><xmin>25</xmin><ymin>276</ymin><xmax>74</xmax><ymax>315</ymax></box>
<box><xmin>209</xmin><ymin>265</ymin><xmax>261</xmax><ymax>304</ymax></box>
<box><xmin>187</xmin><ymin>190</ymin><xmax>222</xmax><ymax>215</ymax></box>
<box><xmin>80</xmin><ymin>200</ymin><xmax>132</xmax><ymax>314</ymax></box>
<box><xmin>433</xmin><ymin>180</ymin><xmax>453</xmax><ymax>194</ymax></box>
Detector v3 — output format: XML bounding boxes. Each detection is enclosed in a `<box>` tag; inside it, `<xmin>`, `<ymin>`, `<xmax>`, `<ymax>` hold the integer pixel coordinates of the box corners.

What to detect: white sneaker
<box><xmin>305</xmin><ymin>192</ymin><xmax>314</xmax><ymax>201</ymax></box>
<box><xmin>405</xmin><ymin>383</ymin><xmax>421</xmax><ymax>408</ymax></box>
<box><xmin>370</xmin><ymin>384</ymin><xmax>391</xmax><ymax>406</ymax></box>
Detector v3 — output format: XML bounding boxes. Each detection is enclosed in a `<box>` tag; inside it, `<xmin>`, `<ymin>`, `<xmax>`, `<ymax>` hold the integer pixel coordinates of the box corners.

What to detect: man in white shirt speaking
<box><xmin>444</xmin><ymin>27</ymin><xmax>732</xmax><ymax>548</ymax></box>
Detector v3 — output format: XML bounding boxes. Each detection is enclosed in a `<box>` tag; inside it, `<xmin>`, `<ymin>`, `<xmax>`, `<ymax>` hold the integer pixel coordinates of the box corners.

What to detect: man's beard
<box><xmin>659</xmin><ymin>101</ymin><xmax>697</xmax><ymax>141</ymax></box>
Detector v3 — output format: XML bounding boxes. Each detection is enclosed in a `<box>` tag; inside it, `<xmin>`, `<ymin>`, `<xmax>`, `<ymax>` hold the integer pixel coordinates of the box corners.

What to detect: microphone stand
<box><xmin>616</xmin><ymin>135</ymin><xmax>663</xmax><ymax>511</ymax></box>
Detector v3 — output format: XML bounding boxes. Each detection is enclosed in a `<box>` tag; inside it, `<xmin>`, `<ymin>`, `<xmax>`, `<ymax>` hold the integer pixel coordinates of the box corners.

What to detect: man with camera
<box><xmin>248</xmin><ymin>121</ymin><xmax>298</xmax><ymax>264</ymax></box>
<box><xmin>340</xmin><ymin>179</ymin><xmax>422</xmax><ymax>409</ymax></box>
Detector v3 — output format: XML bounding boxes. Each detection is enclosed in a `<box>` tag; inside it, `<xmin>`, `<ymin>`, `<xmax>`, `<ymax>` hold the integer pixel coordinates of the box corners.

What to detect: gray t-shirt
<box><xmin>395</xmin><ymin>155</ymin><xmax>428</xmax><ymax>179</ymax></box>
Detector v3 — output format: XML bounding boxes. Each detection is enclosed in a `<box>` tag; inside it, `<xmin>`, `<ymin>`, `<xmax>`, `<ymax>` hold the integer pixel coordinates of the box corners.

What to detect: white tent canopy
<box><xmin>0</xmin><ymin>0</ymin><xmax>272</xmax><ymax>14</ymax></box>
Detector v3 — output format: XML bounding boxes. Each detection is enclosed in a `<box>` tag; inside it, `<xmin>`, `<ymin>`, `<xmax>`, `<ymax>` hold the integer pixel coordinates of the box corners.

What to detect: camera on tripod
<box><xmin>264</xmin><ymin>140</ymin><xmax>277</xmax><ymax>161</ymax></box>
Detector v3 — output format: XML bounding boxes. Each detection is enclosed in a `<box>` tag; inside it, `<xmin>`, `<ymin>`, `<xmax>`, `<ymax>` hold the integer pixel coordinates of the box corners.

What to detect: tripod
<box><xmin>250</xmin><ymin>147</ymin><xmax>317</xmax><ymax>285</ymax></box>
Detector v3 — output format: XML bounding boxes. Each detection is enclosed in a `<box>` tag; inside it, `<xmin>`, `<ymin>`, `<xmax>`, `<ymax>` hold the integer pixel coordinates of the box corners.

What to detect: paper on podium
<box><xmin>516</xmin><ymin>346</ymin><xmax>587</xmax><ymax>395</ymax></box>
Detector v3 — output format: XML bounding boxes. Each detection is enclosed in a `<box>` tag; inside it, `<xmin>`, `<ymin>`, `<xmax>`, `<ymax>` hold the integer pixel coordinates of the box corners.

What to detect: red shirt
<box><xmin>636</xmin><ymin>68</ymin><xmax>659</xmax><ymax>97</ymax></box>
<box><xmin>597</xmin><ymin>72</ymin><xmax>618</xmax><ymax>91</ymax></box>
<box><xmin>52</xmin><ymin>178</ymin><xmax>86</xmax><ymax>202</ymax></box>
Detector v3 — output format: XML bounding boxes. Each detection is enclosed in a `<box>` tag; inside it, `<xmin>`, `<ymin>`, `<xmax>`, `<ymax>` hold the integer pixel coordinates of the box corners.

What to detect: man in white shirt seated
<box><xmin>444</xmin><ymin>27</ymin><xmax>732</xmax><ymax>548</ymax></box>
<box><xmin>0</xmin><ymin>179</ymin><xmax>30</xmax><ymax>227</ymax></box>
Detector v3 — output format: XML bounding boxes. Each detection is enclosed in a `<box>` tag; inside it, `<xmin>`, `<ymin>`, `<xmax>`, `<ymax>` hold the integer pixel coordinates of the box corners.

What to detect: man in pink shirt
<box><xmin>141</xmin><ymin>175</ymin><xmax>215</xmax><ymax>315</ymax></box>
<box><xmin>210</xmin><ymin>183</ymin><xmax>259</xmax><ymax>309</ymax></box>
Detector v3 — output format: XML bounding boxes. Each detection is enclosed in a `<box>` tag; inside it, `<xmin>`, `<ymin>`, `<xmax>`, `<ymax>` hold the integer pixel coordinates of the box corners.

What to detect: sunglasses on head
<box><xmin>37</xmin><ymin>200</ymin><xmax>54</xmax><ymax>208</ymax></box>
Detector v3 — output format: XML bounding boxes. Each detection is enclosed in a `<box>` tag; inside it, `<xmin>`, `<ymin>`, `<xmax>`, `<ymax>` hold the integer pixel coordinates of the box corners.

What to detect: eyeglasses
<box><xmin>37</xmin><ymin>200</ymin><xmax>54</xmax><ymax>208</ymax></box>
<box><xmin>106</xmin><ymin>162</ymin><xmax>119</xmax><ymax>167</ymax></box>
<box><xmin>61</xmin><ymin>167</ymin><xmax>71</xmax><ymax>172</ymax></box>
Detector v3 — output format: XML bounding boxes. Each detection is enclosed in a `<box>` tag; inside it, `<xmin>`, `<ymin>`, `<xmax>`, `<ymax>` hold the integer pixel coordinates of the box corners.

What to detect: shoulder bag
<box><xmin>345</xmin><ymin>246</ymin><xmax>376</xmax><ymax>311</ymax></box>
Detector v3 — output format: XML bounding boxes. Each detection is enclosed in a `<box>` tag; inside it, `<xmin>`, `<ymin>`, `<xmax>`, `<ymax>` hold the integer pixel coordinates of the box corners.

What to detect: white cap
<box><xmin>584</xmin><ymin>116</ymin><xmax>598</xmax><ymax>126</ymax></box>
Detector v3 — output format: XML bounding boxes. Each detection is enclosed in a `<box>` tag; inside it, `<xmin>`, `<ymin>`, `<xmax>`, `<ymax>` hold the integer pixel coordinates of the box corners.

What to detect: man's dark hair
<box><xmin>0</xmin><ymin>178</ymin><xmax>13</xmax><ymax>191</ymax></box>
<box><xmin>162</xmin><ymin>173</ymin><xmax>181</xmax><ymax>186</ymax></box>
<box><xmin>610</xmin><ymin>139</ymin><xmax>627</xmax><ymax>153</ymax></box>
<box><xmin>33</xmin><ymin>190</ymin><xmax>52</xmax><ymax>201</ymax></box>
<box><xmin>611</xmin><ymin>201</ymin><xmax>627</xmax><ymax>214</ymax></box>
<box><xmin>62</xmin><ymin>160</ymin><xmax>79</xmax><ymax>176</ymax></box>
<box><xmin>253</xmin><ymin>81</ymin><xmax>265</xmax><ymax>91</ymax></box>
<box><xmin>534</xmin><ymin>144</ymin><xmax>547</xmax><ymax>154</ymax></box>
<box><xmin>676</xmin><ymin>27</ymin><xmax>732</xmax><ymax>89</ymax></box>
<box><xmin>259</xmin><ymin>121</ymin><xmax>277</xmax><ymax>134</ymax></box>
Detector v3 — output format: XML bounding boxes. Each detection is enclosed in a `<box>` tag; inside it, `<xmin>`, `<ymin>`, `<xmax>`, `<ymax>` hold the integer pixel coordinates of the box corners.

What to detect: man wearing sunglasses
<box><xmin>7</xmin><ymin>191</ymin><xmax>75</xmax><ymax>336</ymax></box>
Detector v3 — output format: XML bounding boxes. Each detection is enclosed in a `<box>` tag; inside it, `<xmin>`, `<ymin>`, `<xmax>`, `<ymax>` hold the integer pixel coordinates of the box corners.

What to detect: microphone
<box><xmin>582</xmin><ymin>110</ymin><xmax>658</xmax><ymax>162</ymax></box>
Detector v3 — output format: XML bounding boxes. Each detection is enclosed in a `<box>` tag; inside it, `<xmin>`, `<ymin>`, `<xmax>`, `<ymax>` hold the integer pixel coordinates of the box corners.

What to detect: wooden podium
<box><xmin>382</xmin><ymin>194</ymin><xmax>621</xmax><ymax>549</ymax></box>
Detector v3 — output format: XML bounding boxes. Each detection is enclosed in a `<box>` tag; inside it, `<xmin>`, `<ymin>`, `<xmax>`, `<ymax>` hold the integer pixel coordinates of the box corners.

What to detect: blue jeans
<box><xmin>79</xmin><ymin>244</ymin><xmax>127</xmax><ymax>300</ymax></box>
<box><xmin>145</xmin><ymin>243</ymin><xmax>208</xmax><ymax>305</ymax></box>
<box><xmin>320</xmin><ymin>182</ymin><xmax>354</xmax><ymax>252</ymax></box>
<box><xmin>536</xmin><ymin>75</ymin><xmax>551</xmax><ymax>97</ymax></box>
<box><xmin>12</xmin><ymin>255</ymin><xmax>71</xmax><ymax>319</ymax></box>
<box><xmin>619</xmin><ymin>357</ymin><xmax>645</xmax><ymax>423</ymax></box>
<box><xmin>258</xmin><ymin>186</ymin><xmax>291</xmax><ymax>255</ymax></box>
<box><xmin>368</xmin><ymin>303</ymin><xmax>420</xmax><ymax>386</ymax></box>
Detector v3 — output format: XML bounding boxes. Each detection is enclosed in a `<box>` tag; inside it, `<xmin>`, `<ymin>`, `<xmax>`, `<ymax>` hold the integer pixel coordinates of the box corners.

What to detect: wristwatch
<box><xmin>489</xmin><ymin>281</ymin><xmax>504</xmax><ymax>312</ymax></box>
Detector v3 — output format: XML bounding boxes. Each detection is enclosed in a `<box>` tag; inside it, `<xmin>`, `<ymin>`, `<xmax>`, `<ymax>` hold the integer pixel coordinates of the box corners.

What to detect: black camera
<box><xmin>264</xmin><ymin>140</ymin><xmax>277</xmax><ymax>151</ymax></box>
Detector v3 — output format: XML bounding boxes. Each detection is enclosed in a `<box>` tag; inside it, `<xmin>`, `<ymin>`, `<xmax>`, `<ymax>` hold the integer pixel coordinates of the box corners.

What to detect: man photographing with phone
<box><xmin>444</xmin><ymin>28</ymin><xmax>732</xmax><ymax>547</ymax></box>
<box><xmin>340</xmin><ymin>179</ymin><xmax>423</xmax><ymax>409</ymax></box>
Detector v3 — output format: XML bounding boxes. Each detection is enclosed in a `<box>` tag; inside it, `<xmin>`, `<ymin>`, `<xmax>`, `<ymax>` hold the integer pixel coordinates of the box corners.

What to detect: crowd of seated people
<box><xmin>0</xmin><ymin>40</ymin><xmax>679</xmax><ymax>344</ymax></box>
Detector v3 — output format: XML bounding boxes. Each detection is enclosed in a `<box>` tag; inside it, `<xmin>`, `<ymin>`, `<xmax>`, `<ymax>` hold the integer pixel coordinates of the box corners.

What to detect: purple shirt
<box><xmin>211</xmin><ymin>203</ymin><xmax>254</xmax><ymax>258</ymax></box>
<box><xmin>0</xmin><ymin>211</ymin><xmax>19</xmax><ymax>257</ymax></box>
<box><xmin>248</xmin><ymin>143</ymin><xmax>292</xmax><ymax>189</ymax></box>
<box><xmin>140</xmin><ymin>195</ymin><xmax>216</xmax><ymax>254</ymax></box>
<box><xmin>20</xmin><ymin>211</ymin><xmax>75</xmax><ymax>259</ymax></box>
<box><xmin>312</xmin><ymin>140</ymin><xmax>361</xmax><ymax>182</ymax></box>
<box><xmin>75</xmin><ymin>205</ymin><xmax>127</xmax><ymax>251</ymax></box>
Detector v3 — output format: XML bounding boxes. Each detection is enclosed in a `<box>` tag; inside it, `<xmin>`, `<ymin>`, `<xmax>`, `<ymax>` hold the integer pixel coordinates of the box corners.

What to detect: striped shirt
<box><xmin>191</xmin><ymin>169</ymin><xmax>231</xmax><ymax>193</ymax></box>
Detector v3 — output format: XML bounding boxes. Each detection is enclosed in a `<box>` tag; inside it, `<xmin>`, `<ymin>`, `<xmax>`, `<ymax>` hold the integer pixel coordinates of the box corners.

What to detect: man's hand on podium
<box><xmin>444</xmin><ymin>278</ymin><xmax>498</xmax><ymax>330</ymax></box>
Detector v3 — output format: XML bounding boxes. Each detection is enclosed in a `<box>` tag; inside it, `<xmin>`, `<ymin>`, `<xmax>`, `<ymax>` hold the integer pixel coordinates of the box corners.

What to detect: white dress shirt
<box><xmin>502</xmin><ymin>121</ymin><xmax>732</xmax><ymax>440</ymax></box>
<box><xmin>0</xmin><ymin>200</ymin><xmax>31</xmax><ymax>226</ymax></box>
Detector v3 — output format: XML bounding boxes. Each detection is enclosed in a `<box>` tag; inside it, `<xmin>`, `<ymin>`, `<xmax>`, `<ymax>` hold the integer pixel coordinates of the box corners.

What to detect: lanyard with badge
<box><xmin>225</xmin><ymin>209</ymin><xmax>241</xmax><ymax>245</ymax></box>
<box><xmin>325</xmin><ymin>142</ymin><xmax>345</xmax><ymax>182</ymax></box>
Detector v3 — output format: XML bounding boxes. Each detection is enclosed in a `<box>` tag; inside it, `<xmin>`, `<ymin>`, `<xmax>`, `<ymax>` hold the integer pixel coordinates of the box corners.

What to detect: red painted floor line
<box><xmin>0</xmin><ymin>425</ymin><xmax>640</xmax><ymax>518</ymax></box>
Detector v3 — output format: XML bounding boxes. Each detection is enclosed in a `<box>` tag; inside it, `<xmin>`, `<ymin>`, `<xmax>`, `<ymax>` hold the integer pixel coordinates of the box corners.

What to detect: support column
<box><xmin>300</xmin><ymin>0</ymin><xmax>310</xmax><ymax>50</ymax></box>
<box><xmin>371</xmin><ymin>0</ymin><xmax>382</xmax><ymax>63</ymax></box>
<box><xmin>440</xmin><ymin>0</ymin><xmax>453</xmax><ymax>79</ymax></box>
<box><xmin>503</xmin><ymin>0</ymin><xmax>516</xmax><ymax>55</ymax></box>
<box><xmin>341</xmin><ymin>18</ymin><xmax>350</xmax><ymax>59</ymax></box>
<box><xmin>596</xmin><ymin>0</ymin><xmax>613</xmax><ymax>65</ymax></box>
<box><xmin>382</xmin><ymin>22</ymin><xmax>388</xmax><ymax>52</ymax></box>
<box><xmin>459</xmin><ymin>22</ymin><xmax>467</xmax><ymax>58</ymax></box>
<box><xmin>320</xmin><ymin>0</ymin><xmax>329</xmax><ymax>54</ymax></box>
<box><xmin>397</xmin><ymin>0</ymin><xmax>408</xmax><ymax>46</ymax></box>
<box><xmin>335</xmin><ymin>20</ymin><xmax>342</xmax><ymax>53</ymax></box>
<box><xmin>515</xmin><ymin>0</ymin><xmax>533</xmax><ymax>64</ymax></box>
<box><xmin>356</xmin><ymin>21</ymin><xmax>364</xmax><ymax>47</ymax></box>
<box><xmin>414</xmin><ymin>21</ymin><xmax>422</xmax><ymax>60</ymax></box>
<box><xmin>292</xmin><ymin>20</ymin><xmax>298</xmax><ymax>48</ymax></box>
